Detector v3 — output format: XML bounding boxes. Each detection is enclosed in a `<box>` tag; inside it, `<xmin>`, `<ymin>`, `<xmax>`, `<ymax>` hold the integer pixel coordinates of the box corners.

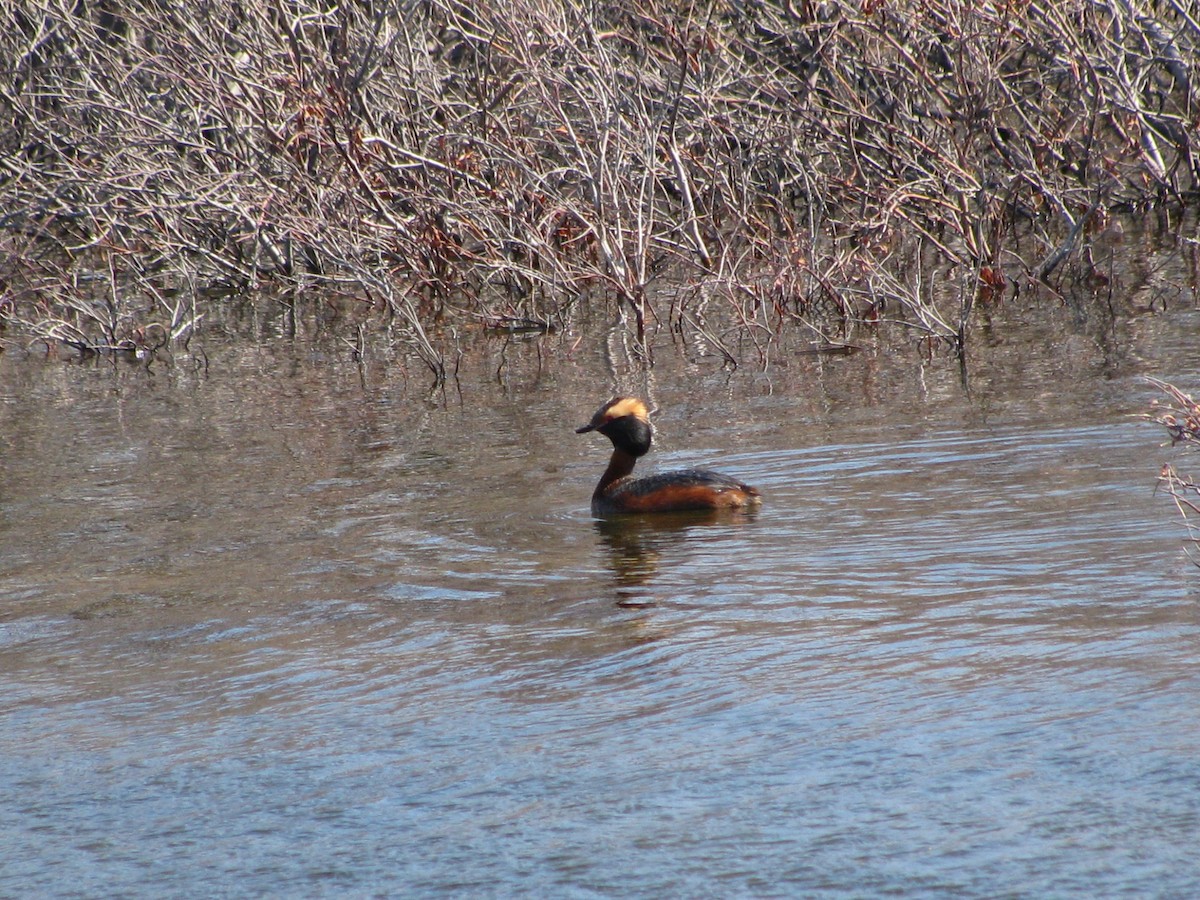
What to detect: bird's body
<box><xmin>576</xmin><ymin>397</ymin><xmax>761</xmax><ymax>515</ymax></box>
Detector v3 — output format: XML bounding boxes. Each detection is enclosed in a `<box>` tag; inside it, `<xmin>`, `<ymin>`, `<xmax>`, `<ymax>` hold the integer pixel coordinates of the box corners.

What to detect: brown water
<box><xmin>3</xmin><ymin>298</ymin><xmax>1200</xmax><ymax>896</ymax></box>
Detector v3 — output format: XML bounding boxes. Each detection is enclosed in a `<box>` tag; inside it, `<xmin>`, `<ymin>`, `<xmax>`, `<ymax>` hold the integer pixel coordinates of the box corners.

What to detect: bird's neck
<box><xmin>595</xmin><ymin>448</ymin><xmax>638</xmax><ymax>497</ymax></box>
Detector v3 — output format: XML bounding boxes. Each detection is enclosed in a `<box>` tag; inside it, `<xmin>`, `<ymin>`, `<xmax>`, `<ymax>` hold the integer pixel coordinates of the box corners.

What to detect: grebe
<box><xmin>576</xmin><ymin>397</ymin><xmax>762</xmax><ymax>514</ymax></box>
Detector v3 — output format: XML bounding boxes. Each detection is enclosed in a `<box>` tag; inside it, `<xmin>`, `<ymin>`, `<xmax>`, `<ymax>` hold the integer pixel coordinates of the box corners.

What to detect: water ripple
<box><xmin>3</xmin><ymin>363</ymin><xmax>1199</xmax><ymax>897</ymax></box>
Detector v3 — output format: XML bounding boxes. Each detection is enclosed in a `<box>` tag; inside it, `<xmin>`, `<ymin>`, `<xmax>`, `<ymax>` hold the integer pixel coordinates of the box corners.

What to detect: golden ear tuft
<box><xmin>600</xmin><ymin>397</ymin><xmax>650</xmax><ymax>423</ymax></box>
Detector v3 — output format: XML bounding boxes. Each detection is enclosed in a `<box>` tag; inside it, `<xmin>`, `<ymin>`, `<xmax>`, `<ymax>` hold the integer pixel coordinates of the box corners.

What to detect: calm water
<box><xmin>3</xmin><ymin>303</ymin><xmax>1200</xmax><ymax>897</ymax></box>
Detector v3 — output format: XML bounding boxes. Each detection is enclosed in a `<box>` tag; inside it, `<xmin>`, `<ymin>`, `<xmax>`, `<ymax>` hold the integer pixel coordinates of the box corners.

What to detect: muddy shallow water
<box><xmin>3</xmin><ymin>297</ymin><xmax>1200</xmax><ymax>896</ymax></box>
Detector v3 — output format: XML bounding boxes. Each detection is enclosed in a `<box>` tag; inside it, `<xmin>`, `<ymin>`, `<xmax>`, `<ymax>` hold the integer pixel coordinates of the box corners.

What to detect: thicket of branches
<box><xmin>2</xmin><ymin>0</ymin><xmax>1197</xmax><ymax>375</ymax></box>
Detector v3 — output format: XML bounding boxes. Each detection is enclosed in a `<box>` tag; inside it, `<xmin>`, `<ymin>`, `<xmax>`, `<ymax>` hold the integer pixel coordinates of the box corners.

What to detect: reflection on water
<box><xmin>3</xmin><ymin>306</ymin><xmax>1200</xmax><ymax>896</ymax></box>
<box><xmin>593</xmin><ymin>509</ymin><xmax>760</xmax><ymax>602</ymax></box>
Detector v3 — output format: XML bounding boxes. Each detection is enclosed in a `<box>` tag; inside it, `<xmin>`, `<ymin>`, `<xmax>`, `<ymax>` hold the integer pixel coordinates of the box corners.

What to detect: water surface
<box><xmin>2</xmin><ymin>309</ymin><xmax>1200</xmax><ymax>897</ymax></box>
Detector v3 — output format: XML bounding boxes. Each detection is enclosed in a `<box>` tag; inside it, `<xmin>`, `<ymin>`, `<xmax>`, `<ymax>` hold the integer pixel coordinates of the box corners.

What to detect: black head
<box><xmin>576</xmin><ymin>396</ymin><xmax>653</xmax><ymax>458</ymax></box>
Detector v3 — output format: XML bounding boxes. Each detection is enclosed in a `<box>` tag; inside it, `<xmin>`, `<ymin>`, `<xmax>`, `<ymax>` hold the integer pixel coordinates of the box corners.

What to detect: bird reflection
<box><xmin>592</xmin><ymin>509</ymin><xmax>758</xmax><ymax>607</ymax></box>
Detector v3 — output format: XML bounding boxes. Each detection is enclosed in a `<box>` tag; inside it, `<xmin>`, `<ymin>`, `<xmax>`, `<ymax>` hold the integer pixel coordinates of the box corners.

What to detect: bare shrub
<box><xmin>1146</xmin><ymin>377</ymin><xmax>1200</xmax><ymax>559</ymax></box>
<box><xmin>1</xmin><ymin>0</ymin><xmax>1196</xmax><ymax>372</ymax></box>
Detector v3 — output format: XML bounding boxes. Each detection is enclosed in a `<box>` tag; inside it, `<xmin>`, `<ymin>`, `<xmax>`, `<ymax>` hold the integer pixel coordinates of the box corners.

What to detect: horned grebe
<box><xmin>576</xmin><ymin>397</ymin><xmax>762</xmax><ymax>514</ymax></box>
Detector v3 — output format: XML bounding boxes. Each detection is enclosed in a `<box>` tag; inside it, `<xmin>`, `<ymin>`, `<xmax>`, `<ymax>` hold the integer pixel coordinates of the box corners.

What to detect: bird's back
<box><xmin>595</xmin><ymin>468</ymin><xmax>761</xmax><ymax>514</ymax></box>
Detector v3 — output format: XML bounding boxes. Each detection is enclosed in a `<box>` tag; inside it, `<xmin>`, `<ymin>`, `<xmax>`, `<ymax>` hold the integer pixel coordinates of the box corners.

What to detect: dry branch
<box><xmin>1146</xmin><ymin>377</ymin><xmax>1200</xmax><ymax>560</ymax></box>
<box><xmin>1</xmin><ymin>0</ymin><xmax>1197</xmax><ymax>369</ymax></box>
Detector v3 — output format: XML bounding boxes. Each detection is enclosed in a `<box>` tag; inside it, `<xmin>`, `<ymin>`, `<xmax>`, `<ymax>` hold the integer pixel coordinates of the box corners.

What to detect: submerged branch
<box><xmin>1145</xmin><ymin>378</ymin><xmax>1200</xmax><ymax>563</ymax></box>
